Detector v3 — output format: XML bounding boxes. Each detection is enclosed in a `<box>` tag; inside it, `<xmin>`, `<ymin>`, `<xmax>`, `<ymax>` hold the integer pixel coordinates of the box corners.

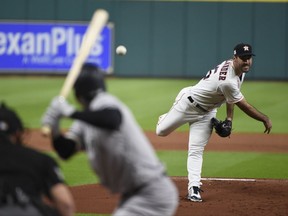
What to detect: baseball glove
<box><xmin>211</xmin><ymin>117</ymin><xmax>232</xmax><ymax>138</ymax></box>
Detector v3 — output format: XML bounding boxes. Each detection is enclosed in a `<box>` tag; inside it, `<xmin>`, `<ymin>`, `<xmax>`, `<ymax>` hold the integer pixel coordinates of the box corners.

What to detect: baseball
<box><xmin>116</xmin><ymin>45</ymin><xmax>127</xmax><ymax>56</ymax></box>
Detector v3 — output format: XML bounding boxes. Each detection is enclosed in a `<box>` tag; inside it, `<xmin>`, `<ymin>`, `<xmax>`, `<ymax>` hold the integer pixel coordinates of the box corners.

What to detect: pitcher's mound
<box><xmin>70</xmin><ymin>177</ymin><xmax>288</xmax><ymax>216</ymax></box>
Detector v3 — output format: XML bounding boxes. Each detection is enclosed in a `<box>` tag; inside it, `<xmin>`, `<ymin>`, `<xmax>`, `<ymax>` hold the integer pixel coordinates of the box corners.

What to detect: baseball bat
<box><xmin>41</xmin><ymin>9</ymin><xmax>109</xmax><ymax>136</ymax></box>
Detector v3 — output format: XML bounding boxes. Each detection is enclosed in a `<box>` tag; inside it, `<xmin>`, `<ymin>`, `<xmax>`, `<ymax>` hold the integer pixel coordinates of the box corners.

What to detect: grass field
<box><xmin>1</xmin><ymin>76</ymin><xmax>287</xmax><ymax>133</ymax></box>
<box><xmin>52</xmin><ymin>149</ymin><xmax>288</xmax><ymax>187</ymax></box>
<box><xmin>1</xmin><ymin>76</ymin><xmax>287</xmax><ymax>216</ymax></box>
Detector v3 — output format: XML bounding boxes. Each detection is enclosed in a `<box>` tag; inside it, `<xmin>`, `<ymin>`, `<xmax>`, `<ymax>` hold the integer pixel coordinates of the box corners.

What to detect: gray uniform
<box><xmin>67</xmin><ymin>92</ymin><xmax>178</xmax><ymax>216</ymax></box>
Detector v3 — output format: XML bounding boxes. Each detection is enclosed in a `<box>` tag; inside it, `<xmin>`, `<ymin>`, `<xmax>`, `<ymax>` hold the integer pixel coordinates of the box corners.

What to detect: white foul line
<box><xmin>201</xmin><ymin>177</ymin><xmax>256</xmax><ymax>182</ymax></box>
<box><xmin>171</xmin><ymin>176</ymin><xmax>256</xmax><ymax>182</ymax></box>
<box><xmin>172</xmin><ymin>176</ymin><xmax>288</xmax><ymax>183</ymax></box>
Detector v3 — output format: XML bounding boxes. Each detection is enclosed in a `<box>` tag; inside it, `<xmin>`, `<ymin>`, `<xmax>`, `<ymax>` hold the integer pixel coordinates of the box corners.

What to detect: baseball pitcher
<box><xmin>156</xmin><ymin>43</ymin><xmax>272</xmax><ymax>202</ymax></box>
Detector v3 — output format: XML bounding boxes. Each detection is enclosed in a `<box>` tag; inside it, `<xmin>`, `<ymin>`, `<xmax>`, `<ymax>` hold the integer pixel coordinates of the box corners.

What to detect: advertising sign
<box><xmin>0</xmin><ymin>21</ymin><xmax>113</xmax><ymax>74</ymax></box>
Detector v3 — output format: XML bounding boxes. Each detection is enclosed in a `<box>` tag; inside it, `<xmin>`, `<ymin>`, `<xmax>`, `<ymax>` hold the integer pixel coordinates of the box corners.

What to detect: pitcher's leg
<box><xmin>156</xmin><ymin>108</ymin><xmax>187</xmax><ymax>136</ymax></box>
<box><xmin>156</xmin><ymin>87</ymin><xmax>193</xmax><ymax>136</ymax></box>
<box><xmin>187</xmin><ymin>113</ymin><xmax>215</xmax><ymax>189</ymax></box>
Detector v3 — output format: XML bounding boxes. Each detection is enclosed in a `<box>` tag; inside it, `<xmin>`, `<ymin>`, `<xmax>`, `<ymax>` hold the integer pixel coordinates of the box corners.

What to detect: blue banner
<box><xmin>0</xmin><ymin>21</ymin><xmax>113</xmax><ymax>74</ymax></box>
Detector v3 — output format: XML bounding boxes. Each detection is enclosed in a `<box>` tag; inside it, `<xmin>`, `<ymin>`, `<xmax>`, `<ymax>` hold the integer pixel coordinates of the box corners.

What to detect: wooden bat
<box><xmin>41</xmin><ymin>9</ymin><xmax>109</xmax><ymax>136</ymax></box>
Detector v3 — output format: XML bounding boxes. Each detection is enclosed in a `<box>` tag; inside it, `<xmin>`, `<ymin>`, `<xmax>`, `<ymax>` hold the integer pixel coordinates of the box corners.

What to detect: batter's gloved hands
<box><xmin>41</xmin><ymin>96</ymin><xmax>75</xmax><ymax>136</ymax></box>
<box><xmin>48</xmin><ymin>96</ymin><xmax>76</xmax><ymax>117</ymax></box>
<box><xmin>211</xmin><ymin>117</ymin><xmax>232</xmax><ymax>138</ymax></box>
<box><xmin>41</xmin><ymin>103</ymin><xmax>61</xmax><ymax>137</ymax></box>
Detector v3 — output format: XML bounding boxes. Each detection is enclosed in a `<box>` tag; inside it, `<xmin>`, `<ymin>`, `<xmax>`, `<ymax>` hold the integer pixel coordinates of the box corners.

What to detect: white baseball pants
<box><xmin>156</xmin><ymin>87</ymin><xmax>216</xmax><ymax>189</ymax></box>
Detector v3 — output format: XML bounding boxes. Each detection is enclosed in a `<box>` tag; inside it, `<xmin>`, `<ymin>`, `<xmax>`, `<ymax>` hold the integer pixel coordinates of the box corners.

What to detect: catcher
<box><xmin>156</xmin><ymin>43</ymin><xmax>272</xmax><ymax>202</ymax></box>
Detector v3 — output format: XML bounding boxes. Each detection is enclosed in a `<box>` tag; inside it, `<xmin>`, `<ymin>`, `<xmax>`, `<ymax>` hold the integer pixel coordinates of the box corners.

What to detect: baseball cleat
<box><xmin>187</xmin><ymin>186</ymin><xmax>203</xmax><ymax>202</ymax></box>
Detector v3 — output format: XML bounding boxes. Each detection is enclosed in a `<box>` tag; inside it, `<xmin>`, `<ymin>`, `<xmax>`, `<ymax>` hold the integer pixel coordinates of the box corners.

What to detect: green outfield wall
<box><xmin>1</xmin><ymin>0</ymin><xmax>287</xmax><ymax>80</ymax></box>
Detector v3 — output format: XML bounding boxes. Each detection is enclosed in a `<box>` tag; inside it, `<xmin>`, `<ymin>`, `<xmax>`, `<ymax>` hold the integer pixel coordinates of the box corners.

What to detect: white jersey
<box><xmin>190</xmin><ymin>59</ymin><xmax>245</xmax><ymax>111</ymax></box>
<box><xmin>67</xmin><ymin>92</ymin><xmax>165</xmax><ymax>194</ymax></box>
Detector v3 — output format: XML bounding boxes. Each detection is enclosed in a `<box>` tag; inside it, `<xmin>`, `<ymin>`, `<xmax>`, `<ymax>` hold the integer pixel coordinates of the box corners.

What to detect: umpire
<box><xmin>0</xmin><ymin>103</ymin><xmax>74</xmax><ymax>216</ymax></box>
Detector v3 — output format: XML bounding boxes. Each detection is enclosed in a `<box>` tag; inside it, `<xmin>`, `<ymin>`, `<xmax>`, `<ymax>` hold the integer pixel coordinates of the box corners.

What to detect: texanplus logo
<box><xmin>0</xmin><ymin>27</ymin><xmax>103</xmax><ymax>56</ymax></box>
<box><xmin>0</xmin><ymin>22</ymin><xmax>112</xmax><ymax>73</ymax></box>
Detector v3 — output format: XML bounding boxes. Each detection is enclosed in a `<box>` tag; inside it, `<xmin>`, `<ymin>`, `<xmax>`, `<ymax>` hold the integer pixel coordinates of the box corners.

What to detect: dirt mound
<box><xmin>70</xmin><ymin>177</ymin><xmax>288</xmax><ymax>216</ymax></box>
<box><xmin>25</xmin><ymin>130</ymin><xmax>288</xmax><ymax>215</ymax></box>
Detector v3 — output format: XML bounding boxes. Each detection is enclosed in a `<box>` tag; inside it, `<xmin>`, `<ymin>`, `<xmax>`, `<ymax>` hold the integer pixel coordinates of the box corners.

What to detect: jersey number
<box><xmin>203</xmin><ymin>66</ymin><xmax>219</xmax><ymax>80</ymax></box>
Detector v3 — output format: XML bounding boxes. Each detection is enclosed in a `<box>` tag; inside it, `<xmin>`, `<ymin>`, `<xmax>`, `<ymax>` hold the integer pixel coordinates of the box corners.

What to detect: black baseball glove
<box><xmin>211</xmin><ymin>117</ymin><xmax>232</xmax><ymax>138</ymax></box>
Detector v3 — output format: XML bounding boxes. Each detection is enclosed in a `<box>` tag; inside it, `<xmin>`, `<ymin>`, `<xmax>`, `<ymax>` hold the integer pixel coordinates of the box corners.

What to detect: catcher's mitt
<box><xmin>211</xmin><ymin>117</ymin><xmax>232</xmax><ymax>137</ymax></box>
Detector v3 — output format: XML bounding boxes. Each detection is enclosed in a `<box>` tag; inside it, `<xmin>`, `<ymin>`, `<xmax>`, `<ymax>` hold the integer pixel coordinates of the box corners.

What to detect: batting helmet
<box><xmin>0</xmin><ymin>102</ymin><xmax>23</xmax><ymax>135</ymax></box>
<box><xmin>74</xmin><ymin>63</ymin><xmax>106</xmax><ymax>102</ymax></box>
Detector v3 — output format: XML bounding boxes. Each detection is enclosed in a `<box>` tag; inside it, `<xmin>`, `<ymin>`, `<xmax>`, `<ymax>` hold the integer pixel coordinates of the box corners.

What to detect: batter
<box><xmin>42</xmin><ymin>63</ymin><xmax>179</xmax><ymax>216</ymax></box>
<box><xmin>156</xmin><ymin>43</ymin><xmax>272</xmax><ymax>202</ymax></box>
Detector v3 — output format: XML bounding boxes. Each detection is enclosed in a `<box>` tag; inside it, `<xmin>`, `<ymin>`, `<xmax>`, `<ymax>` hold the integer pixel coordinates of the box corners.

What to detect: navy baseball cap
<box><xmin>0</xmin><ymin>102</ymin><xmax>23</xmax><ymax>135</ymax></box>
<box><xmin>233</xmin><ymin>43</ymin><xmax>255</xmax><ymax>56</ymax></box>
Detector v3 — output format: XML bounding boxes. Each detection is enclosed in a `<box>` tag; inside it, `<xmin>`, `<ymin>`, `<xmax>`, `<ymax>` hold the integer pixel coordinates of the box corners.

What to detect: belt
<box><xmin>187</xmin><ymin>96</ymin><xmax>208</xmax><ymax>112</ymax></box>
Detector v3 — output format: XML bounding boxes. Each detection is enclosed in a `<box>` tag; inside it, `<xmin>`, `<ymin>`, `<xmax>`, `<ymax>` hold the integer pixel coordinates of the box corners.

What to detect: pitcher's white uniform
<box><xmin>156</xmin><ymin>59</ymin><xmax>245</xmax><ymax>190</ymax></box>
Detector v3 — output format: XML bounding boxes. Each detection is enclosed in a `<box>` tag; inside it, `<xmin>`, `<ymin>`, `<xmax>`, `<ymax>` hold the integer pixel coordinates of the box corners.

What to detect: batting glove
<box><xmin>41</xmin><ymin>96</ymin><xmax>75</xmax><ymax>137</ymax></box>
<box><xmin>41</xmin><ymin>105</ymin><xmax>61</xmax><ymax>137</ymax></box>
<box><xmin>50</xmin><ymin>96</ymin><xmax>76</xmax><ymax>117</ymax></box>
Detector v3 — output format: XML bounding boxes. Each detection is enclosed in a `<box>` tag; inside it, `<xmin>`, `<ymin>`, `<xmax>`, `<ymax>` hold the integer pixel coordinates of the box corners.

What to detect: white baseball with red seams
<box><xmin>116</xmin><ymin>45</ymin><xmax>127</xmax><ymax>55</ymax></box>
